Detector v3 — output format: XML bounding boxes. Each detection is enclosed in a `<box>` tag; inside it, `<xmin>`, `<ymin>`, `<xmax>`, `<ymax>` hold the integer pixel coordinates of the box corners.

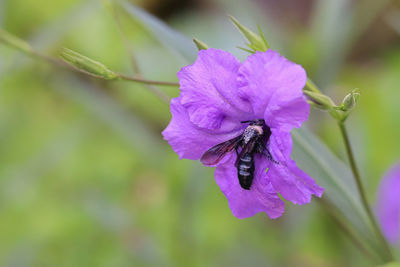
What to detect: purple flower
<box><xmin>162</xmin><ymin>48</ymin><xmax>324</xmax><ymax>219</ymax></box>
<box><xmin>376</xmin><ymin>163</ymin><xmax>400</xmax><ymax>244</ymax></box>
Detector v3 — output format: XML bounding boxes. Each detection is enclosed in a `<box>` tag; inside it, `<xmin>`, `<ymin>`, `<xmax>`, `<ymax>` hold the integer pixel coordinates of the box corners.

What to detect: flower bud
<box><xmin>60</xmin><ymin>48</ymin><xmax>118</xmax><ymax>80</ymax></box>
<box><xmin>229</xmin><ymin>16</ymin><xmax>269</xmax><ymax>52</ymax></box>
<box><xmin>0</xmin><ymin>28</ymin><xmax>33</xmax><ymax>54</ymax></box>
<box><xmin>341</xmin><ymin>89</ymin><xmax>360</xmax><ymax>112</ymax></box>
<box><xmin>304</xmin><ymin>91</ymin><xmax>336</xmax><ymax>111</ymax></box>
<box><xmin>193</xmin><ymin>38</ymin><xmax>209</xmax><ymax>51</ymax></box>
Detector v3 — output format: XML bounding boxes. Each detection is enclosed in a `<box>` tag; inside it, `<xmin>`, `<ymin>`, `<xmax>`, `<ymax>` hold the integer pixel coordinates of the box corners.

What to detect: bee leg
<box><xmin>257</xmin><ymin>143</ymin><xmax>279</xmax><ymax>164</ymax></box>
<box><xmin>263</xmin><ymin>149</ymin><xmax>279</xmax><ymax>164</ymax></box>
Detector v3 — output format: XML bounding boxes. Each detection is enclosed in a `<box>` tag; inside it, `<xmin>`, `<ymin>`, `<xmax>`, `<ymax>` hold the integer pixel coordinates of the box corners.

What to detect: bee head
<box><xmin>241</xmin><ymin>119</ymin><xmax>265</xmax><ymax>126</ymax></box>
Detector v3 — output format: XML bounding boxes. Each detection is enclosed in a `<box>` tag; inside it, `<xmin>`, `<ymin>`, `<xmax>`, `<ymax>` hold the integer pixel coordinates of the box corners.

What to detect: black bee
<box><xmin>200</xmin><ymin>119</ymin><xmax>278</xmax><ymax>190</ymax></box>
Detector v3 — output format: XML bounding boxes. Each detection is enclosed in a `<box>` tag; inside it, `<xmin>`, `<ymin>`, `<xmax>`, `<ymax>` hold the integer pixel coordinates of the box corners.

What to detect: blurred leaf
<box><xmin>54</xmin><ymin>75</ymin><xmax>164</xmax><ymax>161</ymax></box>
<box><xmin>310</xmin><ymin>0</ymin><xmax>353</xmax><ymax>86</ymax></box>
<box><xmin>0</xmin><ymin>2</ymin><xmax>4</xmax><ymax>27</ymax></box>
<box><xmin>121</xmin><ymin>1</ymin><xmax>196</xmax><ymax>63</ymax></box>
<box><xmin>379</xmin><ymin>263</ymin><xmax>400</xmax><ymax>267</ymax></box>
<box><xmin>292</xmin><ymin>128</ymin><xmax>380</xmax><ymax>256</ymax></box>
<box><xmin>29</xmin><ymin>0</ymin><xmax>101</xmax><ymax>50</ymax></box>
<box><xmin>125</xmin><ymin>4</ymin><xmax>382</xmax><ymax>259</ymax></box>
<box><xmin>0</xmin><ymin>121</ymin><xmax>87</xmax><ymax>202</ymax></box>
<box><xmin>310</xmin><ymin>0</ymin><xmax>391</xmax><ymax>86</ymax></box>
<box><xmin>385</xmin><ymin>9</ymin><xmax>400</xmax><ymax>35</ymax></box>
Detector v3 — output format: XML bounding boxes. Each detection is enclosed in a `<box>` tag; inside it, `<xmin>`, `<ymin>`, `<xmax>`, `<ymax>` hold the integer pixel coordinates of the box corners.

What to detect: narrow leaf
<box><xmin>292</xmin><ymin>128</ymin><xmax>379</xmax><ymax>252</ymax></box>
<box><xmin>121</xmin><ymin>1</ymin><xmax>196</xmax><ymax>63</ymax></box>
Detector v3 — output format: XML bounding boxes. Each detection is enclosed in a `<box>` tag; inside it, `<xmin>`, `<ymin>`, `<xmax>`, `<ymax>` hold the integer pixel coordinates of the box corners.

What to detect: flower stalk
<box><xmin>117</xmin><ymin>73</ymin><xmax>179</xmax><ymax>86</ymax></box>
<box><xmin>306</xmin><ymin>76</ymin><xmax>393</xmax><ymax>261</ymax></box>
<box><xmin>0</xmin><ymin>28</ymin><xmax>33</xmax><ymax>54</ymax></box>
<box><xmin>338</xmin><ymin>122</ymin><xmax>394</xmax><ymax>262</ymax></box>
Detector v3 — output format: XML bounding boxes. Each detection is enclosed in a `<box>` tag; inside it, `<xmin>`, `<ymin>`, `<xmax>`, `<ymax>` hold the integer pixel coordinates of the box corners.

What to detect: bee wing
<box><xmin>200</xmin><ymin>135</ymin><xmax>242</xmax><ymax>166</ymax></box>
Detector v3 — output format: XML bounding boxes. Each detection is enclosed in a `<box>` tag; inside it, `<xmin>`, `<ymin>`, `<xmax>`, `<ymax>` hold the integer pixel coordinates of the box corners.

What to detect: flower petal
<box><xmin>215</xmin><ymin>155</ymin><xmax>285</xmax><ymax>219</ymax></box>
<box><xmin>178</xmin><ymin>48</ymin><xmax>252</xmax><ymax>131</ymax></box>
<box><xmin>376</xmin><ymin>163</ymin><xmax>400</xmax><ymax>244</ymax></box>
<box><xmin>238</xmin><ymin>50</ymin><xmax>308</xmax><ymax>131</ymax></box>
<box><xmin>267</xmin><ymin>130</ymin><xmax>324</xmax><ymax>204</ymax></box>
<box><xmin>264</xmin><ymin>94</ymin><xmax>309</xmax><ymax>132</ymax></box>
<box><xmin>162</xmin><ymin>98</ymin><xmax>243</xmax><ymax>161</ymax></box>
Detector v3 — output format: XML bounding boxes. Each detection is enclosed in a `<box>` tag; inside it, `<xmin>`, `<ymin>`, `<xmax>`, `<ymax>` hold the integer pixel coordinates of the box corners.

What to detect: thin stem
<box><xmin>1</xmin><ymin>31</ymin><xmax>178</xmax><ymax>89</ymax></box>
<box><xmin>117</xmin><ymin>74</ymin><xmax>178</xmax><ymax>87</ymax></box>
<box><xmin>338</xmin><ymin>122</ymin><xmax>394</xmax><ymax>262</ymax></box>
<box><xmin>318</xmin><ymin>198</ymin><xmax>380</xmax><ymax>263</ymax></box>
<box><xmin>108</xmin><ymin>2</ymin><xmax>141</xmax><ymax>73</ymax></box>
<box><xmin>107</xmin><ymin>3</ymin><xmax>172</xmax><ymax>103</ymax></box>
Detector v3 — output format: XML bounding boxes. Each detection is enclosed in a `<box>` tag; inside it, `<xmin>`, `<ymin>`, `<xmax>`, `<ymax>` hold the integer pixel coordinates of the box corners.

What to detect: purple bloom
<box><xmin>376</xmin><ymin>163</ymin><xmax>400</xmax><ymax>244</ymax></box>
<box><xmin>162</xmin><ymin>48</ymin><xmax>324</xmax><ymax>219</ymax></box>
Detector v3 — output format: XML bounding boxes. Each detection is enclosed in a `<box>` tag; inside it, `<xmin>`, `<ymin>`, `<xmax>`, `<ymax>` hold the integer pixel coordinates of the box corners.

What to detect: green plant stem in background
<box><xmin>0</xmin><ymin>29</ymin><xmax>178</xmax><ymax>90</ymax></box>
<box><xmin>117</xmin><ymin>74</ymin><xmax>178</xmax><ymax>86</ymax></box>
<box><xmin>105</xmin><ymin>1</ymin><xmax>172</xmax><ymax>103</ymax></box>
<box><xmin>338</xmin><ymin>122</ymin><xmax>394</xmax><ymax>262</ymax></box>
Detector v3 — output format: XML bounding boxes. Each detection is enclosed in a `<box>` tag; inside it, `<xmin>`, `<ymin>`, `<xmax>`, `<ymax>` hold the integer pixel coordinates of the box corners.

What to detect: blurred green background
<box><xmin>1</xmin><ymin>0</ymin><xmax>400</xmax><ymax>266</ymax></box>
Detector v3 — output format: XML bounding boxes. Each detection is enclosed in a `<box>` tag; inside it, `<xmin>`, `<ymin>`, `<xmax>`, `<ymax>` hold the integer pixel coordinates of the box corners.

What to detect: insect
<box><xmin>200</xmin><ymin>119</ymin><xmax>278</xmax><ymax>190</ymax></box>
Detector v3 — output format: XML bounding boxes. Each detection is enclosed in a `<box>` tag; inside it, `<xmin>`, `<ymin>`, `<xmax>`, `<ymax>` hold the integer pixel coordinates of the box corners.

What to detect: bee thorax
<box><xmin>243</xmin><ymin>125</ymin><xmax>263</xmax><ymax>144</ymax></box>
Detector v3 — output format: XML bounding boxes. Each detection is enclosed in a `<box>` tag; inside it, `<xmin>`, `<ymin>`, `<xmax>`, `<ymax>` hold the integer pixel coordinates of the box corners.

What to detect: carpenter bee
<box><xmin>201</xmin><ymin>119</ymin><xmax>278</xmax><ymax>190</ymax></box>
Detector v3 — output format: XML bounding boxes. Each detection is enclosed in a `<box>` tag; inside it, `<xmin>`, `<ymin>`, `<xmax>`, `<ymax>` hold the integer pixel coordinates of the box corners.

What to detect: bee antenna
<box><xmin>241</xmin><ymin>120</ymin><xmax>251</xmax><ymax>123</ymax></box>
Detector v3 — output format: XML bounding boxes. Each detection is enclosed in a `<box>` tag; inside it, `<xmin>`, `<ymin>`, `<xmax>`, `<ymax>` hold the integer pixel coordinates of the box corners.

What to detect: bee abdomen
<box><xmin>238</xmin><ymin>153</ymin><xmax>255</xmax><ymax>190</ymax></box>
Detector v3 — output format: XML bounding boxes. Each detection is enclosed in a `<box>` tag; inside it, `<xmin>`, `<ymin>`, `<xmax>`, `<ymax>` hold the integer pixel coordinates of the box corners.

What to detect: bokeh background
<box><xmin>1</xmin><ymin>0</ymin><xmax>400</xmax><ymax>266</ymax></box>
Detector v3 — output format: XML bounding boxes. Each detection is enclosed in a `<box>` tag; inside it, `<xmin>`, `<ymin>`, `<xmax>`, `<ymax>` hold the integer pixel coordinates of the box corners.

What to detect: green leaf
<box><xmin>120</xmin><ymin>1</ymin><xmax>197</xmax><ymax>63</ymax></box>
<box><xmin>122</xmin><ymin>4</ymin><xmax>381</xmax><ymax>258</ymax></box>
<box><xmin>55</xmin><ymin>76</ymin><xmax>164</xmax><ymax>161</ymax></box>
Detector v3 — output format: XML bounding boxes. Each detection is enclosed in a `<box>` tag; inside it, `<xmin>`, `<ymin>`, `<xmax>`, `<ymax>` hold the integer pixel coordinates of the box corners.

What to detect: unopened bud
<box><xmin>341</xmin><ymin>89</ymin><xmax>360</xmax><ymax>112</ymax></box>
<box><xmin>193</xmin><ymin>38</ymin><xmax>209</xmax><ymax>51</ymax></box>
<box><xmin>304</xmin><ymin>91</ymin><xmax>336</xmax><ymax>111</ymax></box>
<box><xmin>60</xmin><ymin>48</ymin><xmax>118</xmax><ymax>80</ymax></box>
<box><xmin>229</xmin><ymin>16</ymin><xmax>269</xmax><ymax>52</ymax></box>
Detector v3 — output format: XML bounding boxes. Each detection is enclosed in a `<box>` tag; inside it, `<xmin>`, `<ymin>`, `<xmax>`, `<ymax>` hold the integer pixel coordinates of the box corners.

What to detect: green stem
<box><xmin>338</xmin><ymin>122</ymin><xmax>394</xmax><ymax>262</ymax></box>
<box><xmin>0</xmin><ymin>30</ymin><xmax>178</xmax><ymax>89</ymax></box>
<box><xmin>106</xmin><ymin>3</ymin><xmax>172</xmax><ymax>104</ymax></box>
<box><xmin>117</xmin><ymin>74</ymin><xmax>178</xmax><ymax>87</ymax></box>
